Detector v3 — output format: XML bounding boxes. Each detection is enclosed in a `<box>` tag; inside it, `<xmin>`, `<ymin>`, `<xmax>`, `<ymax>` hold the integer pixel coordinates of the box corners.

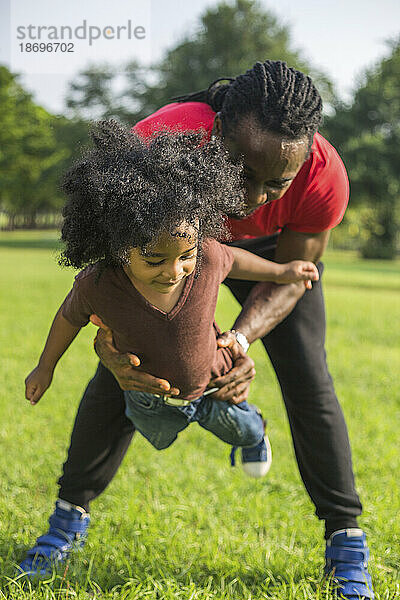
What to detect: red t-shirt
<box><xmin>134</xmin><ymin>102</ymin><xmax>349</xmax><ymax>239</ymax></box>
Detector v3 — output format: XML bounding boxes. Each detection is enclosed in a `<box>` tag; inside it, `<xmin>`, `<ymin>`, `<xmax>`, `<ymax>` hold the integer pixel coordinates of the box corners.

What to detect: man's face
<box><xmin>215</xmin><ymin>115</ymin><xmax>309</xmax><ymax>215</ymax></box>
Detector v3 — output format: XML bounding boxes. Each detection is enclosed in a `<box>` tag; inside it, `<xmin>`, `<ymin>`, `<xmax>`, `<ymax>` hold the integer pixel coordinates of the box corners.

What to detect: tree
<box><xmin>323</xmin><ymin>39</ymin><xmax>400</xmax><ymax>259</ymax></box>
<box><xmin>65</xmin><ymin>0</ymin><xmax>335</xmax><ymax>123</ymax></box>
<box><xmin>138</xmin><ymin>0</ymin><xmax>307</xmax><ymax>113</ymax></box>
<box><xmin>0</xmin><ymin>67</ymin><xmax>67</xmax><ymax>227</ymax></box>
<box><xmin>66</xmin><ymin>64</ymin><xmax>118</xmax><ymax>120</ymax></box>
<box><xmin>0</xmin><ymin>66</ymin><xmax>88</xmax><ymax>228</ymax></box>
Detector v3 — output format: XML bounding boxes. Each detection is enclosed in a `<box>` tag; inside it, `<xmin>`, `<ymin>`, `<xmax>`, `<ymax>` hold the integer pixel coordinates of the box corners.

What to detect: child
<box><xmin>21</xmin><ymin>120</ymin><xmax>318</xmax><ymax>577</ymax></box>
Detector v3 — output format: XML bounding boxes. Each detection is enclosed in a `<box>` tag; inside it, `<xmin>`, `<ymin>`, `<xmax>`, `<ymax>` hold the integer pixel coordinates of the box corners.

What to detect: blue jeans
<box><xmin>124</xmin><ymin>391</ymin><xmax>264</xmax><ymax>451</ymax></box>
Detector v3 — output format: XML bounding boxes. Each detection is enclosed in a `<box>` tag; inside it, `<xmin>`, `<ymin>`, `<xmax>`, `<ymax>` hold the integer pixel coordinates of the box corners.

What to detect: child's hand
<box><xmin>275</xmin><ymin>260</ymin><xmax>319</xmax><ymax>288</ymax></box>
<box><xmin>25</xmin><ymin>365</ymin><xmax>54</xmax><ymax>405</ymax></box>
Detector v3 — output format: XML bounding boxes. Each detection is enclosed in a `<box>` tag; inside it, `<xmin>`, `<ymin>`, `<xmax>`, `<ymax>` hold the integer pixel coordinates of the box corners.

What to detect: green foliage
<box><xmin>0</xmin><ymin>66</ymin><xmax>89</xmax><ymax>228</ymax></box>
<box><xmin>66</xmin><ymin>63</ymin><xmax>115</xmax><ymax>118</ymax></box>
<box><xmin>65</xmin><ymin>0</ymin><xmax>335</xmax><ymax>124</ymax></box>
<box><xmin>0</xmin><ymin>67</ymin><xmax>65</xmax><ymax>224</ymax></box>
<box><xmin>323</xmin><ymin>39</ymin><xmax>400</xmax><ymax>259</ymax></box>
<box><xmin>330</xmin><ymin>205</ymin><xmax>399</xmax><ymax>260</ymax></box>
<box><xmin>137</xmin><ymin>0</ymin><xmax>314</xmax><ymax>115</ymax></box>
<box><xmin>0</xmin><ymin>234</ymin><xmax>399</xmax><ymax>597</ymax></box>
<box><xmin>50</xmin><ymin>115</ymin><xmax>90</xmax><ymax>182</ymax></box>
<box><xmin>2</xmin><ymin>1</ymin><xmax>336</xmax><ymax>228</ymax></box>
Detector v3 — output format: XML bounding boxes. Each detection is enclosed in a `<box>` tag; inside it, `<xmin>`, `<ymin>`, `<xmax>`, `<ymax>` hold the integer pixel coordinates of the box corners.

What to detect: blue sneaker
<box><xmin>230</xmin><ymin>410</ymin><xmax>272</xmax><ymax>478</ymax></box>
<box><xmin>18</xmin><ymin>500</ymin><xmax>90</xmax><ymax>579</ymax></box>
<box><xmin>325</xmin><ymin>529</ymin><xmax>375</xmax><ymax>599</ymax></box>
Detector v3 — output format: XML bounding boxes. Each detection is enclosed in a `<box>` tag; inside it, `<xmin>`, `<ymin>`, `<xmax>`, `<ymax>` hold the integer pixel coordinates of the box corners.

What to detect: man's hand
<box><xmin>208</xmin><ymin>330</ymin><xmax>256</xmax><ymax>405</ymax></box>
<box><xmin>90</xmin><ymin>314</ymin><xmax>180</xmax><ymax>395</ymax></box>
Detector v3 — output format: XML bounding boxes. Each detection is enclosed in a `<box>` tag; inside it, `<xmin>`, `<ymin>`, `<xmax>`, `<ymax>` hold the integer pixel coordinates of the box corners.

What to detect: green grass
<box><xmin>0</xmin><ymin>231</ymin><xmax>399</xmax><ymax>599</ymax></box>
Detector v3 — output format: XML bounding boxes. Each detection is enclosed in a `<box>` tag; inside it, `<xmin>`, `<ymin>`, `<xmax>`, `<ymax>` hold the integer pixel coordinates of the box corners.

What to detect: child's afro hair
<box><xmin>60</xmin><ymin>119</ymin><xmax>246</xmax><ymax>269</ymax></box>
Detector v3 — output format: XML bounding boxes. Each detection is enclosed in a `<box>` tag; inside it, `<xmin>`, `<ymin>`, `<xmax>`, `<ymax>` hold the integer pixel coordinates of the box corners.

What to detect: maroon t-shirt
<box><xmin>61</xmin><ymin>239</ymin><xmax>234</xmax><ymax>401</ymax></box>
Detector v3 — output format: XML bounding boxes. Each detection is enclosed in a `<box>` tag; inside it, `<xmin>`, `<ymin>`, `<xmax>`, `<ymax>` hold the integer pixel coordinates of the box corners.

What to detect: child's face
<box><xmin>126</xmin><ymin>223</ymin><xmax>198</xmax><ymax>295</ymax></box>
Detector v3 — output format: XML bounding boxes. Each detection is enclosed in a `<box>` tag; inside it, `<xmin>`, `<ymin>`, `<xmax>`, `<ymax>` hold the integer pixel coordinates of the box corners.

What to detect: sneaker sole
<box><xmin>242</xmin><ymin>435</ymin><xmax>272</xmax><ymax>478</ymax></box>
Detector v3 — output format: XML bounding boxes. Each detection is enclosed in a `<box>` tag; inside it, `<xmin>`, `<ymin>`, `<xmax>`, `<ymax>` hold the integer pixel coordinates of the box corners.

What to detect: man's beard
<box><xmin>226</xmin><ymin>204</ymin><xmax>262</xmax><ymax>219</ymax></box>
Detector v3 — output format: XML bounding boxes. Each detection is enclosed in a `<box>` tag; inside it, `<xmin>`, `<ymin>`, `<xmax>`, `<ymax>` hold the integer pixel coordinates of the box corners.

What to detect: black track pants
<box><xmin>224</xmin><ymin>236</ymin><xmax>362</xmax><ymax>538</ymax></box>
<box><xmin>58</xmin><ymin>362</ymin><xmax>135</xmax><ymax>511</ymax></box>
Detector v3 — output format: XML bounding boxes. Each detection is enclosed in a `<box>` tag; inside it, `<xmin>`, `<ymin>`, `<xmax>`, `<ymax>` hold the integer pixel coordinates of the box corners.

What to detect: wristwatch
<box><xmin>231</xmin><ymin>329</ymin><xmax>250</xmax><ymax>353</ymax></box>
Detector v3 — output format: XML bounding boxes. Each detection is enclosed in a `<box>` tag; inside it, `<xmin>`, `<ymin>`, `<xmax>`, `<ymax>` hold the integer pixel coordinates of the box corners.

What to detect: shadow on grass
<box><xmin>325</xmin><ymin>280</ymin><xmax>400</xmax><ymax>293</ymax></box>
<box><xmin>2</xmin><ymin>544</ymin><xmax>321</xmax><ymax>599</ymax></box>
<box><xmin>0</xmin><ymin>239</ymin><xmax>61</xmax><ymax>251</ymax></box>
<box><xmin>2</xmin><ymin>573</ymin><xmax>322</xmax><ymax>600</ymax></box>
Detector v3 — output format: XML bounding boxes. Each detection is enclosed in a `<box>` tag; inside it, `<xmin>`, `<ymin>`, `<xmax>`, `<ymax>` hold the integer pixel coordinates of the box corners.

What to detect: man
<box><xmin>21</xmin><ymin>60</ymin><xmax>374</xmax><ymax>599</ymax></box>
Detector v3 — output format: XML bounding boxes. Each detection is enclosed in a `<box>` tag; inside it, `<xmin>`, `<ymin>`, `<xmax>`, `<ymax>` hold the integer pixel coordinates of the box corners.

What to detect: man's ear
<box><xmin>212</xmin><ymin>113</ymin><xmax>223</xmax><ymax>138</ymax></box>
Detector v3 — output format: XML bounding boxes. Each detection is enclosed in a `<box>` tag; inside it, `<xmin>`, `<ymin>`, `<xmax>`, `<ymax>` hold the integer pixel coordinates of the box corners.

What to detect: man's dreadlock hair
<box><xmin>59</xmin><ymin>119</ymin><xmax>246</xmax><ymax>270</ymax></box>
<box><xmin>173</xmin><ymin>60</ymin><xmax>323</xmax><ymax>146</ymax></box>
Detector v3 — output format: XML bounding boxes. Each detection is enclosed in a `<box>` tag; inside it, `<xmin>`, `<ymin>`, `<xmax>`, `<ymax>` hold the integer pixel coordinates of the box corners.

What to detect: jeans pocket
<box><xmin>126</xmin><ymin>391</ymin><xmax>156</xmax><ymax>410</ymax></box>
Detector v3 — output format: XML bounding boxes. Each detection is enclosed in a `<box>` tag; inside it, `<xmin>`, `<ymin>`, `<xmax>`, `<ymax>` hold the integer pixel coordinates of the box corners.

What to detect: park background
<box><xmin>0</xmin><ymin>0</ymin><xmax>399</xmax><ymax>598</ymax></box>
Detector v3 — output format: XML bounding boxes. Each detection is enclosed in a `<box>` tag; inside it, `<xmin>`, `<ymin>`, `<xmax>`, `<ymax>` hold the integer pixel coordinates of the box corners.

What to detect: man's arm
<box><xmin>208</xmin><ymin>228</ymin><xmax>330</xmax><ymax>403</ymax></box>
<box><xmin>231</xmin><ymin>228</ymin><xmax>330</xmax><ymax>343</ymax></box>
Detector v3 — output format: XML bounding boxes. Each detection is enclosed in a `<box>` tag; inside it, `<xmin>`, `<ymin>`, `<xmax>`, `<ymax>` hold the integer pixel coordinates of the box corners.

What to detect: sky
<box><xmin>0</xmin><ymin>0</ymin><xmax>399</xmax><ymax>114</ymax></box>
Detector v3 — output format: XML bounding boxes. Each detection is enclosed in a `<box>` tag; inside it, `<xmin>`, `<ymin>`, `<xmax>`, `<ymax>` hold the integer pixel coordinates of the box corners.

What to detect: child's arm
<box><xmin>25</xmin><ymin>307</ymin><xmax>82</xmax><ymax>405</ymax></box>
<box><xmin>228</xmin><ymin>247</ymin><xmax>319</xmax><ymax>286</ymax></box>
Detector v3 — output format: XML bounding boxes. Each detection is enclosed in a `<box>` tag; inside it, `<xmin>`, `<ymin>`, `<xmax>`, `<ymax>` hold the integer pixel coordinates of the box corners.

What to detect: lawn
<box><xmin>0</xmin><ymin>231</ymin><xmax>399</xmax><ymax>599</ymax></box>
